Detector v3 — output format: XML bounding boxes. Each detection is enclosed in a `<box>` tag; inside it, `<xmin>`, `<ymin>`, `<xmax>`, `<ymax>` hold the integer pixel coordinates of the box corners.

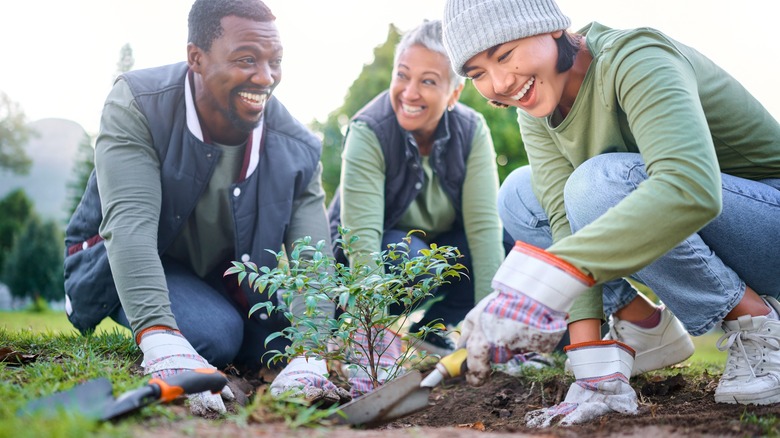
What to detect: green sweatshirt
<box><xmin>520</xmin><ymin>22</ymin><xmax>780</xmax><ymax>322</ymax></box>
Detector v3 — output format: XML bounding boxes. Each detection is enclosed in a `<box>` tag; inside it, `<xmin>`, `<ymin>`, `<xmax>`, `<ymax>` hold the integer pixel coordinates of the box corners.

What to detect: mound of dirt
<box><xmin>132</xmin><ymin>363</ymin><xmax>780</xmax><ymax>437</ymax></box>
<box><xmin>379</xmin><ymin>369</ymin><xmax>779</xmax><ymax>437</ymax></box>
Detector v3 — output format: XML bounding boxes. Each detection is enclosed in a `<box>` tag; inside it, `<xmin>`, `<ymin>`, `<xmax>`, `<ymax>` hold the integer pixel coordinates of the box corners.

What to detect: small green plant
<box><xmin>225</xmin><ymin>229</ymin><xmax>467</xmax><ymax>392</ymax></box>
<box><xmin>740</xmin><ymin>409</ymin><xmax>780</xmax><ymax>436</ymax></box>
<box><xmin>235</xmin><ymin>388</ymin><xmax>343</xmax><ymax>429</ymax></box>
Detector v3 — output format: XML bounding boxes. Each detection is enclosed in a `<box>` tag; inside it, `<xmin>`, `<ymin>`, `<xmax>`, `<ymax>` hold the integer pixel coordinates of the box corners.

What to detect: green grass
<box><xmin>690</xmin><ymin>330</ymin><xmax>727</xmax><ymax>366</ymax></box>
<box><xmin>741</xmin><ymin>410</ymin><xmax>780</xmax><ymax>437</ymax></box>
<box><xmin>0</xmin><ymin>310</ymin><xmax>129</xmax><ymax>335</ymax></box>
<box><xmin>0</xmin><ymin>310</ymin><xmax>757</xmax><ymax>437</ymax></box>
<box><xmin>0</xmin><ymin>310</ymin><xmax>341</xmax><ymax>437</ymax></box>
<box><xmin>0</xmin><ymin>327</ymin><xmax>140</xmax><ymax>438</ymax></box>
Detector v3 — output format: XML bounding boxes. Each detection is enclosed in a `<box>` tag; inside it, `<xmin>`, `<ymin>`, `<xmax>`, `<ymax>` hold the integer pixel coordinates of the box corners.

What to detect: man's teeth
<box><xmin>238</xmin><ymin>91</ymin><xmax>267</xmax><ymax>105</ymax></box>
<box><xmin>511</xmin><ymin>77</ymin><xmax>535</xmax><ymax>101</ymax></box>
<box><xmin>402</xmin><ymin>104</ymin><xmax>423</xmax><ymax>114</ymax></box>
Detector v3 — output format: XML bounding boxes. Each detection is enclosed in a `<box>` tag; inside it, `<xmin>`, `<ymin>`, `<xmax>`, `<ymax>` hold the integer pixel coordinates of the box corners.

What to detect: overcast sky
<box><xmin>0</xmin><ymin>0</ymin><xmax>776</xmax><ymax>135</ymax></box>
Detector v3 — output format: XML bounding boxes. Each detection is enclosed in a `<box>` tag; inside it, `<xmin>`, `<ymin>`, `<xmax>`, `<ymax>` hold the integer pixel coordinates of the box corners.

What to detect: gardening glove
<box><xmin>270</xmin><ymin>356</ymin><xmax>352</xmax><ymax>406</ymax></box>
<box><xmin>525</xmin><ymin>340</ymin><xmax>638</xmax><ymax>427</ymax></box>
<box><xmin>138</xmin><ymin>327</ymin><xmax>235</xmax><ymax>416</ymax></box>
<box><xmin>460</xmin><ymin>241</ymin><xmax>595</xmax><ymax>386</ymax></box>
<box><xmin>344</xmin><ymin>326</ymin><xmax>403</xmax><ymax>398</ymax></box>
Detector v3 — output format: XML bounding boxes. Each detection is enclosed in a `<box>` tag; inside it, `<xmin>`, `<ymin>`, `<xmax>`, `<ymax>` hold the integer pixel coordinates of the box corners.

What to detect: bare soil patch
<box><xmin>128</xmin><ymin>363</ymin><xmax>780</xmax><ymax>437</ymax></box>
<box><xmin>381</xmin><ymin>370</ymin><xmax>779</xmax><ymax>437</ymax></box>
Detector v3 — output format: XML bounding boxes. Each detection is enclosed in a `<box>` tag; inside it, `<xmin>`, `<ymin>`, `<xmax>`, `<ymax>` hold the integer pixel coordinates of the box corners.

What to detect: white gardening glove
<box><xmin>344</xmin><ymin>326</ymin><xmax>403</xmax><ymax>399</ymax></box>
<box><xmin>525</xmin><ymin>340</ymin><xmax>638</xmax><ymax>427</ymax></box>
<box><xmin>139</xmin><ymin>327</ymin><xmax>235</xmax><ymax>416</ymax></box>
<box><xmin>270</xmin><ymin>356</ymin><xmax>352</xmax><ymax>406</ymax></box>
<box><xmin>460</xmin><ymin>241</ymin><xmax>594</xmax><ymax>386</ymax></box>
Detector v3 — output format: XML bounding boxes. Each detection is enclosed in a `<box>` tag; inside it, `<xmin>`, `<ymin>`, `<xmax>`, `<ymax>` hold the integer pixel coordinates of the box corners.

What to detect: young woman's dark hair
<box><xmin>555</xmin><ymin>32</ymin><xmax>581</xmax><ymax>72</ymax></box>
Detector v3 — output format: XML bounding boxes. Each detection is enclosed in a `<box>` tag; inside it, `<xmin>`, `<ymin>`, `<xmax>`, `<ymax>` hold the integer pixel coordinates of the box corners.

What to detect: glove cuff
<box><xmin>492</xmin><ymin>241</ymin><xmax>594</xmax><ymax>312</ymax></box>
<box><xmin>139</xmin><ymin>328</ymin><xmax>200</xmax><ymax>365</ymax></box>
<box><xmin>136</xmin><ymin>325</ymin><xmax>180</xmax><ymax>345</ymax></box>
<box><xmin>286</xmin><ymin>356</ymin><xmax>329</xmax><ymax>375</ymax></box>
<box><xmin>564</xmin><ymin>340</ymin><xmax>635</xmax><ymax>380</ymax></box>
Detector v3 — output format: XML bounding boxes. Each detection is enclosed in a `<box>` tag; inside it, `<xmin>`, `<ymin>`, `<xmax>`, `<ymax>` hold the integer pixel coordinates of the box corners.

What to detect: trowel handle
<box><xmin>420</xmin><ymin>348</ymin><xmax>469</xmax><ymax>388</ymax></box>
<box><xmin>437</xmin><ymin>348</ymin><xmax>468</xmax><ymax>379</ymax></box>
<box><xmin>149</xmin><ymin>368</ymin><xmax>228</xmax><ymax>403</ymax></box>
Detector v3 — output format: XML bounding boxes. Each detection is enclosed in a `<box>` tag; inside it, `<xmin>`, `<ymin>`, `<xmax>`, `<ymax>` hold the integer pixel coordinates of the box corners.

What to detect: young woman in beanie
<box><xmin>441</xmin><ymin>0</ymin><xmax>780</xmax><ymax>427</ymax></box>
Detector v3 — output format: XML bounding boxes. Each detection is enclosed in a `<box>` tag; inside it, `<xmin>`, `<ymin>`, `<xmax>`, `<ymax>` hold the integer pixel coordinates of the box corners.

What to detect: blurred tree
<box><xmin>114</xmin><ymin>43</ymin><xmax>135</xmax><ymax>80</ymax></box>
<box><xmin>311</xmin><ymin>24</ymin><xmax>526</xmax><ymax>202</ymax></box>
<box><xmin>313</xmin><ymin>24</ymin><xmax>401</xmax><ymax>201</ymax></box>
<box><xmin>65</xmin><ymin>44</ymin><xmax>133</xmax><ymax>218</ymax></box>
<box><xmin>64</xmin><ymin>133</ymin><xmax>95</xmax><ymax>218</ymax></box>
<box><xmin>0</xmin><ymin>91</ymin><xmax>36</xmax><ymax>175</ymax></box>
<box><xmin>458</xmin><ymin>87</ymin><xmax>527</xmax><ymax>182</ymax></box>
<box><xmin>2</xmin><ymin>215</ymin><xmax>65</xmax><ymax>303</ymax></box>
<box><xmin>0</xmin><ymin>188</ymin><xmax>34</xmax><ymax>274</ymax></box>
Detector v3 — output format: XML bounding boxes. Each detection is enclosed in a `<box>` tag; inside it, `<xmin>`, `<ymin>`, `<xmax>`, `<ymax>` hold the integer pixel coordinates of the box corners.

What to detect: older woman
<box><xmin>329</xmin><ymin>19</ymin><xmax>507</xmax><ymax>356</ymax></box>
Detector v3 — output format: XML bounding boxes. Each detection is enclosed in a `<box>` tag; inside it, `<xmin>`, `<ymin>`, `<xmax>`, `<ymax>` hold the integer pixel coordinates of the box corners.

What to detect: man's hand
<box><xmin>460</xmin><ymin>242</ymin><xmax>594</xmax><ymax>386</ymax></box>
<box><xmin>139</xmin><ymin>327</ymin><xmax>235</xmax><ymax>416</ymax></box>
<box><xmin>344</xmin><ymin>326</ymin><xmax>403</xmax><ymax>398</ymax></box>
<box><xmin>525</xmin><ymin>340</ymin><xmax>638</xmax><ymax>427</ymax></box>
<box><xmin>270</xmin><ymin>357</ymin><xmax>351</xmax><ymax>406</ymax></box>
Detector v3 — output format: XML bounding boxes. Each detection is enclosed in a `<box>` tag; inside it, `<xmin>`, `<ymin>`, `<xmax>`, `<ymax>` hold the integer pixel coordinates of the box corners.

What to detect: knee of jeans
<box><xmin>497</xmin><ymin>166</ymin><xmax>539</xmax><ymax>226</ymax></box>
<box><xmin>564</xmin><ymin>154</ymin><xmax>644</xmax><ymax>229</ymax></box>
<box><xmin>187</xmin><ymin>318</ymin><xmax>243</xmax><ymax>368</ymax></box>
<box><xmin>498</xmin><ymin>166</ymin><xmax>552</xmax><ymax>247</ymax></box>
<box><xmin>497</xmin><ymin>165</ymin><xmax>532</xmax><ymax>218</ymax></box>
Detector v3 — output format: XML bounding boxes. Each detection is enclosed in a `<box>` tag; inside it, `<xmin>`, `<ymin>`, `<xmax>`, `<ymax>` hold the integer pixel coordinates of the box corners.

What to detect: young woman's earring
<box><xmin>447</xmin><ymin>104</ymin><xmax>455</xmax><ymax>112</ymax></box>
<box><xmin>488</xmin><ymin>100</ymin><xmax>510</xmax><ymax>109</ymax></box>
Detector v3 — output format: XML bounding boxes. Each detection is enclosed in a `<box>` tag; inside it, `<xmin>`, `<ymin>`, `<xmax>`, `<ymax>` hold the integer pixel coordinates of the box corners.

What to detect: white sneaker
<box><xmin>605</xmin><ymin>306</ymin><xmax>695</xmax><ymax>376</ymax></box>
<box><xmin>714</xmin><ymin>296</ymin><xmax>780</xmax><ymax>405</ymax></box>
<box><xmin>565</xmin><ymin>306</ymin><xmax>695</xmax><ymax>376</ymax></box>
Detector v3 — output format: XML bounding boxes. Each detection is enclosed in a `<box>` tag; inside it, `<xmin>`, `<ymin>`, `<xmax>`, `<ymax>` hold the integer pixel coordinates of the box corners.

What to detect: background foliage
<box><xmin>0</xmin><ymin>44</ymin><xmax>136</xmax><ymax>304</ymax></box>
<box><xmin>0</xmin><ymin>189</ymin><xmax>34</xmax><ymax>273</ymax></box>
<box><xmin>2</xmin><ymin>215</ymin><xmax>65</xmax><ymax>303</ymax></box>
<box><xmin>0</xmin><ymin>92</ymin><xmax>35</xmax><ymax>175</ymax></box>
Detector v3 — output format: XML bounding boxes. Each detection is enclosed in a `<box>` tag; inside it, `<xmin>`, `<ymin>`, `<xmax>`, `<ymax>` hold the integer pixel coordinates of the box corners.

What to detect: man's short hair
<box><xmin>188</xmin><ymin>0</ymin><xmax>275</xmax><ymax>52</ymax></box>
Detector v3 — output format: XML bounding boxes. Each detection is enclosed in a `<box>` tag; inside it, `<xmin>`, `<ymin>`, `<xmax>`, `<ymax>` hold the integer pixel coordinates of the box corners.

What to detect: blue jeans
<box><xmin>498</xmin><ymin>153</ymin><xmax>780</xmax><ymax>336</ymax></box>
<box><xmin>111</xmin><ymin>257</ymin><xmax>290</xmax><ymax>370</ymax></box>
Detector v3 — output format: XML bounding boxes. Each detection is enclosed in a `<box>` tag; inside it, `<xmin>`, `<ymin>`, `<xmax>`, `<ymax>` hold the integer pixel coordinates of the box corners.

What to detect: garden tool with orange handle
<box><xmin>20</xmin><ymin>368</ymin><xmax>228</xmax><ymax>421</ymax></box>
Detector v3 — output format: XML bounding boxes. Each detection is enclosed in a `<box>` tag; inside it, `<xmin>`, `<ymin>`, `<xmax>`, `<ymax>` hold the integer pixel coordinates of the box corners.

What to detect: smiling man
<box><xmin>64</xmin><ymin>0</ymin><xmax>349</xmax><ymax>416</ymax></box>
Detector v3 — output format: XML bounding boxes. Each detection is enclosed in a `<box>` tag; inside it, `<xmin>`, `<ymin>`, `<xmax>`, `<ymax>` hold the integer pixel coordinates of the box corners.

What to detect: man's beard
<box><xmin>221</xmin><ymin>98</ymin><xmax>262</xmax><ymax>134</ymax></box>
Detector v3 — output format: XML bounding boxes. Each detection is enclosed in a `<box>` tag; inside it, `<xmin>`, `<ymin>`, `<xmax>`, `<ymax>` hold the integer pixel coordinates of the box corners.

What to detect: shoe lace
<box><xmin>716</xmin><ymin>323</ymin><xmax>780</xmax><ymax>379</ymax></box>
<box><xmin>604</xmin><ymin>316</ymin><xmax>618</xmax><ymax>341</ymax></box>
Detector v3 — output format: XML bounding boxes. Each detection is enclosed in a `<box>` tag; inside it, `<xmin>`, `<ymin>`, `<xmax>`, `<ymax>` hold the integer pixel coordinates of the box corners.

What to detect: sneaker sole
<box><xmin>632</xmin><ymin>334</ymin><xmax>695</xmax><ymax>376</ymax></box>
<box><xmin>715</xmin><ymin>389</ymin><xmax>780</xmax><ymax>405</ymax></box>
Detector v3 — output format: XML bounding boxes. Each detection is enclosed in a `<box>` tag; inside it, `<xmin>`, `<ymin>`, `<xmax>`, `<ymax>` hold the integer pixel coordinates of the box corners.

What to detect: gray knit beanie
<box><xmin>443</xmin><ymin>0</ymin><xmax>571</xmax><ymax>76</ymax></box>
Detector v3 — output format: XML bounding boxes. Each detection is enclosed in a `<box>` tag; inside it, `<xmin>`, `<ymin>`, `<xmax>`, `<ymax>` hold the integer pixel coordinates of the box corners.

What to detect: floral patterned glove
<box><xmin>139</xmin><ymin>327</ymin><xmax>235</xmax><ymax>416</ymax></box>
<box><xmin>270</xmin><ymin>356</ymin><xmax>351</xmax><ymax>406</ymax></box>
<box><xmin>460</xmin><ymin>242</ymin><xmax>594</xmax><ymax>386</ymax></box>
